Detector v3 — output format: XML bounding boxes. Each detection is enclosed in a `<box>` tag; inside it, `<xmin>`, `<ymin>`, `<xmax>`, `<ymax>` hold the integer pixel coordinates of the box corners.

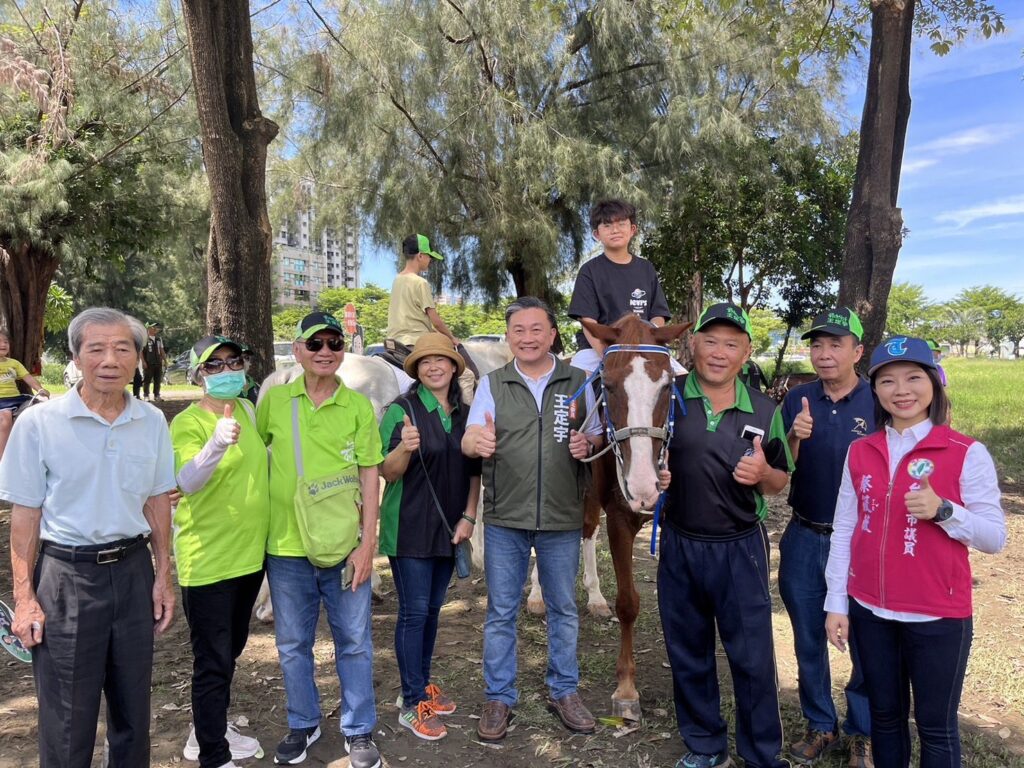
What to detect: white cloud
<box><xmin>902</xmin><ymin>158</ymin><xmax>938</xmax><ymax>174</ymax></box>
<box><xmin>935</xmin><ymin>194</ymin><xmax>1024</xmax><ymax>227</ymax></box>
<box><xmin>913</xmin><ymin>124</ymin><xmax>1016</xmax><ymax>154</ymax></box>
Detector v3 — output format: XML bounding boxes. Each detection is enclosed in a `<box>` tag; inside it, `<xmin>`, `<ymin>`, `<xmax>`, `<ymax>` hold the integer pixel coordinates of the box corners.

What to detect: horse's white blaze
<box><xmin>622</xmin><ymin>357</ymin><xmax>668</xmax><ymax>511</ymax></box>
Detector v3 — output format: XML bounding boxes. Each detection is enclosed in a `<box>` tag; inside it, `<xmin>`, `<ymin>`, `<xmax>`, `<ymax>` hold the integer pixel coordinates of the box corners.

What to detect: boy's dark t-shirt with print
<box><xmin>568</xmin><ymin>254</ymin><xmax>671</xmax><ymax>349</ymax></box>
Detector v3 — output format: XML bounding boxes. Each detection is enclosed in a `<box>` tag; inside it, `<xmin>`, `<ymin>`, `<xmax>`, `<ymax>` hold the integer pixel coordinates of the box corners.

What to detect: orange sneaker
<box><xmin>425</xmin><ymin>682</ymin><xmax>457</xmax><ymax>715</ymax></box>
<box><xmin>398</xmin><ymin>701</ymin><xmax>447</xmax><ymax>741</ymax></box>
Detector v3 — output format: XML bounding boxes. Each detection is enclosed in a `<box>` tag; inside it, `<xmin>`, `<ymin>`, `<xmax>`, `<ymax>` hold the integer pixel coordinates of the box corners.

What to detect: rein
<box><xmin>568</xmin><ymin>343</ymin><xmax>684</xmax><ymax>556</ymax></box>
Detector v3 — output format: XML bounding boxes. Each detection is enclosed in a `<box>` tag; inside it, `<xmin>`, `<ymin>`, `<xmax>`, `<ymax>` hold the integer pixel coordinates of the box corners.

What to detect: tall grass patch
<box><xmin>943</xmin><ymin>358</ymin><xmax>1024</xmax><ymax>489</ymax></box>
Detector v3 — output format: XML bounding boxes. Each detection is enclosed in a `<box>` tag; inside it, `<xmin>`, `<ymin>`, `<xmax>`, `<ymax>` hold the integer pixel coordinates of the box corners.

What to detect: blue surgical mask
<box><xmin>203</xmin><ymin>370</ymin><xmax>246</xmax><ymax>400</ymax></box>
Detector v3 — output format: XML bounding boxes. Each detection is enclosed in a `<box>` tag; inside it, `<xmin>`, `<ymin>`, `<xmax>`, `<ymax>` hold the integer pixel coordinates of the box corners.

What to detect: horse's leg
<box><xmin>581</xmin><ymin>490</ymin><xmax>611</xmax><ymax>617</ymax></box>
<box><xmin>526</xmin><ymin>556</ymin><xmax>545</xmax><ymax>615</ymax></box>
<box><xmin>470</xmin><ymin>495</ymin><xmax>485</xmax><ymax>570</ymax></box>
<box><xmin>606</xmin><ymin>503</ymin><xmax>644</xmax><ymax>721</ymax></box>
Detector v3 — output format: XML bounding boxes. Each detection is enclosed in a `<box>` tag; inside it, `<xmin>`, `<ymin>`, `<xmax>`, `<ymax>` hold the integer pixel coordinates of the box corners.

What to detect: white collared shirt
<box><xmin>468</xmin><ymin>354</ymin><xmax>601</xmax><ymax>436</ymax></box>
<box><xmin>0</xmin><ymin>386</ymin><xmax>177</xmax><ymax>545</ymax></box>
<box><xmin>825</xmin><ymin>419</ymin><xmax>1006</xmax><ymax>621</ymax></box>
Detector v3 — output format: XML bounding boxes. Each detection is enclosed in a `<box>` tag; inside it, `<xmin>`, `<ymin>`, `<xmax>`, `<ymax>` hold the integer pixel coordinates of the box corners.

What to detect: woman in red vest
<box><xmin>824</xmin><ymin>336</ymin><xmax>1006</xmax><ymax>768</ymax></box>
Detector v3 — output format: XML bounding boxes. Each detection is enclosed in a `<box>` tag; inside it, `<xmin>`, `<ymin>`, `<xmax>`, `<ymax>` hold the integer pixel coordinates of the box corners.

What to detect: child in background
<box><xmin>0</xmin><ymin>330</ymin><xmax>50</xmax><ymax>460</ymax></box>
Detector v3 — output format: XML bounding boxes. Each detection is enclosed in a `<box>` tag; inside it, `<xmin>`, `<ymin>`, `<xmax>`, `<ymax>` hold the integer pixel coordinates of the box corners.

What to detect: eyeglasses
<box><xmin>201</xmin><ymin>356</ymin><xmax>246</xmax><ymax>373</ymax></box>
<box><xmin>305</xmin><ymin>337</ymin><xmax>344</xmax><ymax>352</ymax></box>
<box><xmin>597</xmin><ymin>218</ymin><xmax>633</xmax><ymax>230</ymax></box>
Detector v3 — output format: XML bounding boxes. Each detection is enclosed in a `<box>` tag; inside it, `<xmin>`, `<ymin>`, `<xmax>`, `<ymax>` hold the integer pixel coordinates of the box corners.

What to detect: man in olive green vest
<box><xmin>463</xmin><ymin>296</ymin><xmax>601</xmax><ymax>743</ymax></box>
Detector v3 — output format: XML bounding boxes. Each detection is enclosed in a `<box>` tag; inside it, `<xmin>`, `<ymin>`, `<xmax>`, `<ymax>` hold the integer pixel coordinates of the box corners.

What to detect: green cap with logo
<box><xmin>403</xmin><ymin>234</ymin><xmax>443</xmax><ymax>261</ymax></box>
<box><xmin>695</xmin><ymin>303</ymin><xmax>752</xmax><ymax>338</ymax></box>
<box><xmin>295</xmin><ymin>311</ymin><xmax>345</xmax><ymax>340</ymax></box>
<box><xmin>189</xmin><ymin>335</ymin><xmax>243</xmax><ymax>369</ymax></box>
<box><xmin>800</xmin><ymin>307</ymin><xmax>864</xmax><ymax>342</ymax></box>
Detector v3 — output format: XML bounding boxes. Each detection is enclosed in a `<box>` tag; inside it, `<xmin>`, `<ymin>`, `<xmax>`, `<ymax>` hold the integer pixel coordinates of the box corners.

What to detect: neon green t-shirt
<box><xmin>170</xmin><ymin>399</ymin><xmax>270</xmax><ymax>586</ymax></box>
<box><xmin>0</xmin><ymin>358</ymin><xmax>29</xmax><ymax>399</ymax></box>
<box><xmin>256</xmin><ymin>374</ymin><xmax>383</xmax><ymax>557</ymax></box>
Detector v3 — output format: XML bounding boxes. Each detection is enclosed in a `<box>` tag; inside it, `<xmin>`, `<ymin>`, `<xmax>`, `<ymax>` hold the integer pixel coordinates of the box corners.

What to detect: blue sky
<box><xmin>360</xmin><ymin>20</ymin><xmax>1024</xmax><ymax>304</ymax></box>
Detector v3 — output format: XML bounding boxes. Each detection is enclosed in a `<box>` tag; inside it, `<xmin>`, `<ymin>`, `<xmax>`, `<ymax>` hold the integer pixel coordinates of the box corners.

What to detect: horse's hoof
<box><xmin>611</xmin><ymin>698</ymin><xmax>641</xmax><ymax>722</ymax></box>
<box><xmin>526</xmin><ymin>598</ymin><xmax>546</xmax><ymax>615</ymax></box>
<box><xmin>587</xmin><ymin>601</ymin><xmax>613</xmax><ymax>618</ymax></box>
<box><xmin>255</xmin><ymin>607</ymin><xmax>274</xmax><ymax>624</ymax></box>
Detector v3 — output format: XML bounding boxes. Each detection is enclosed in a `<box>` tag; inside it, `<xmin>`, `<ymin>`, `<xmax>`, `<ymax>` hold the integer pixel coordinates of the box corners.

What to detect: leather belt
<box><xmin>792</xmin><ymin>513</ymin><xmax>833</xmax><ymax>536</ymax></box>
<box><xmin>41</xmin><ymin>535</ymin><xmax>149</xmax><ymax>565</ymax></box>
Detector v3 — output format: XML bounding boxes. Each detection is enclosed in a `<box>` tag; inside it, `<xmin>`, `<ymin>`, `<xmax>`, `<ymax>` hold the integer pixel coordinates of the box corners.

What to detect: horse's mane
<box><xmin>603</xmin><ymin>314</ymin><xmax>663</xmax><ymax>374</ymax></box>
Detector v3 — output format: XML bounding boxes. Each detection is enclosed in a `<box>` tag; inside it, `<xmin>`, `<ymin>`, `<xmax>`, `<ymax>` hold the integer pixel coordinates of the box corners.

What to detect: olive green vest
<box><xmin>483</xmin><ymin>359</ymin><xmax>590</xmax><ymax>531</ymax></box>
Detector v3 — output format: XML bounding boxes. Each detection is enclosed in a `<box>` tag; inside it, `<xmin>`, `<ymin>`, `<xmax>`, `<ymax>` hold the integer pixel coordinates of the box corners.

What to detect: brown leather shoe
<box><xmin>847</xmin><ymin>736</ymin><xmax>874</xmax><ymax>768</ymax></box>
<box><xmin>790</xmin><ymin>730</ymin><xmax>839</xmax><ymax>764</ymax></box>
<box><xmin>477</xmin><ymin>700</ymin><xmax>511</xmax><ymax>742</ymax></box>
<box><xmin>548</xmin><ymin>692</ymin><xmax>596</xmax><ymax>734</ymax></box>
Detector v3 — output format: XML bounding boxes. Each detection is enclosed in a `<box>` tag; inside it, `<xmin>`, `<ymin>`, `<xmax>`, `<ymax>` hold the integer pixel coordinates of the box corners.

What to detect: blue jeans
<box><xmin>483</xmin><ymin>525</ymin><xmax>581</xmax><ymax>706</ymax></box>
<box><xmin>779</xmin><ymin>520</ymin><xmax>871</xmax><ymax>736</ymax></box>
<box><xmin>849</xmin><ymin>600</ymin><xmax>972</xmax><ymax>768</ymax></box>
<box><xmin>266</xmin><ymin>555</ymin><xmax>376</xmax><ymax>735</ymax></box>
<box><xmin>388</xmin><ymin>555</ymin><xmax>455</xmax><ymax>708</ymax></box>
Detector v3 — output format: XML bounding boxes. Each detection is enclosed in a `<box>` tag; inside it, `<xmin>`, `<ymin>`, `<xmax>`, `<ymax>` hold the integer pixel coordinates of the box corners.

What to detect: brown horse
<box><xmin>579</xmin><ymin>314</ymin><xmax>691</xmax><ymax>721</ymax></box>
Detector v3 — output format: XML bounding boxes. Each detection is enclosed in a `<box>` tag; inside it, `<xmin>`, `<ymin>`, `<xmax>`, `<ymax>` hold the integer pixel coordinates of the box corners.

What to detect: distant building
<box><xmin>273</xmin><ymin>205</ymin><xmax>359</xmax><ymax>307</ymax></box>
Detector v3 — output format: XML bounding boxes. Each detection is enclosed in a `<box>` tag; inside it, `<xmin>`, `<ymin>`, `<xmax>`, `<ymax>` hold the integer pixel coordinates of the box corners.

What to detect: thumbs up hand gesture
<box><xmin>476</xmin><ymin>412</ymin><xmax>497</xmax><ymax>458</ymax></box>
<box><xmin>905</xmin><ymin>474</ymin><xmax>943</xmax><ymax>520</ymax></box>
<box><xmin>212</xmin><ymin>402</ymin><xmax>240</xmax><ymax>448</ymax></box>
<box><xmin>400</xmin><ymin>414</ymin><xmax>421</xmax><ymax>453</ymax></box>
<box><xmin>733</xmin><ymin>435</ymin><xmax>768</xmax><ymax>486</ymax></box>
<box><xmin>790</xmin><ymin>397</ymin><xmax>814</xmax><ymax>441</ymax></box>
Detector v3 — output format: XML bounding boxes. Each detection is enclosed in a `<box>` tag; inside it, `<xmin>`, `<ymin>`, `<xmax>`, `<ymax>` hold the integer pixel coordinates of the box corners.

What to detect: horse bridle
<box><xmin>571</xmin><ymin>344</ymin><xmax>685</xmax><ymax>506</ymax></box>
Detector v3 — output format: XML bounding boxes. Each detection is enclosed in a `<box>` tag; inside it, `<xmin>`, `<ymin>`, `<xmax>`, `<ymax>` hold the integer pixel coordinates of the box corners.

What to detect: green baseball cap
<box><xmin>925</xmin><ymin>338</ymin><xmax>940</xmax><ymax>351</ymax></box>
<box><xmin>695</xmin><ymin>303</ymin><xmax>752</xmax><ymax>338</ymax></box>
<box><xmin>403</xmin><ymin>234</ymin><xmax>443</xmax><ymax>261</ymax></box>
<box><xmin>189</xmin><ymin>335</ymin><xmax>243</xmax><ymax>369</ymax></box>
<box><xmin>801</xmin><ymin>307</ymin><xmax>864</xmax><ymax>341</ymax></box>
<box><xmin>295</xmin><ymin>311</ymin><xmax>345</xmax><ymax>340</ymax></box>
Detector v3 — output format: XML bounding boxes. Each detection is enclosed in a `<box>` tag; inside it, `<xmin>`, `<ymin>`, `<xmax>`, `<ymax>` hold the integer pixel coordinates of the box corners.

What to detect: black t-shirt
<box><xmin>568</xmin><ymin>254</ymin><xmax>671</xmax><ymax>349</ymax></box>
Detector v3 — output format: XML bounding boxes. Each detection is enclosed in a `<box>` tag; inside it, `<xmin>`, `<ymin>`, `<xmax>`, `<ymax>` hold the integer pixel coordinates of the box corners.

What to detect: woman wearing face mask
<box><xmin>170</xmin><ymin>335</ymin><xmax>270</xmax><ymax>768</ymax></box>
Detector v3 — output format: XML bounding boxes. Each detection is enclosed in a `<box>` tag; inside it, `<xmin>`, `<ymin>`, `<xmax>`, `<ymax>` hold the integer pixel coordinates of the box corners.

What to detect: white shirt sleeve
<box><xmin>824</xmin><ymin>452</ymin><xmax>857</xmax><ymax>615</ymax></box>
<box><xmin>466</xmin><ymin>374</ymin><xmax>494</xmax><ymax>427</ymax></box>
<box><xmin>176</xmin><ymin>439</ymin><xmax>230</xmax><ymax>494</ymax></box>
<box><xmin>0</xmin><ymin>408</ymin><xmax>46</xmax><ymax>507</ymax></box>
<box><xmin>151</xmin><ymin>419</ymin><xmax>179</xmax><ymax>495</ymax></box>
<box><xmin>938</xmin><ymin>441</ymin><xmax>1006</xmax><ymax>554</ymax></box>
<box><xmin>583</xmin><ymin>382</ymin><xmax>602</xmax><ymax>437</ymax></box>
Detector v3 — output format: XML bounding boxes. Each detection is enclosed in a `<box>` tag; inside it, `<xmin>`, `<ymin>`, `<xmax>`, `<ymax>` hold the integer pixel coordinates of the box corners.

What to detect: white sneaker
<box><xmin>184</xmin><ymin>723</ymin><xmax>264</xmax><ymax>761</ymax></box>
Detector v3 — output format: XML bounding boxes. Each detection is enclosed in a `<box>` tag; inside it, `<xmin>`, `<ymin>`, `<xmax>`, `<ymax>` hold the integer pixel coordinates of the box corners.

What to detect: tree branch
<box><xmin>442</xmin><ymin>0</ymin><xmax>493</xmax><ymax>84</ymax></box>
<box><xmin>561</xmin><ymin>60</ymin><xmax>661</xmax><ymax>94</ymax></box>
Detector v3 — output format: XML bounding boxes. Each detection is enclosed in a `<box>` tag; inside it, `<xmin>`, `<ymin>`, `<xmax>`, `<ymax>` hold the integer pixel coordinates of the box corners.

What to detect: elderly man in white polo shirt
<box><xmin>0</xmin><ymin>307</ymin><xmax>177</xmax><ymax>768</ymax></box>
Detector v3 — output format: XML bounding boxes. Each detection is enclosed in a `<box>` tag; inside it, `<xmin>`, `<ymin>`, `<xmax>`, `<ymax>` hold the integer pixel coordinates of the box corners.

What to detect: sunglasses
<box><xmin>304</xmin><ymin>336</ymin><xmax>345</xmax><ymax>352</ymax></box>
<box><xmin>201</xmin><ymin>356</ymin><xmax>246</xmax><ymax>373</ymax></box>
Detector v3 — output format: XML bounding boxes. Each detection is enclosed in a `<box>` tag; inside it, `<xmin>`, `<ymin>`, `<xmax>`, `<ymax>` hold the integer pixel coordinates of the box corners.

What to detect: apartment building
<box><xmin>273</xmin><ymin>206</ymin><xmax>360</xmax><ymax>307</ymax></box>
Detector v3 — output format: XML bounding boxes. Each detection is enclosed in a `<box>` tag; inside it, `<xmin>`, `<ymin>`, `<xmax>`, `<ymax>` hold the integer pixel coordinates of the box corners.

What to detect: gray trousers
<box><xmin>33</xmin><ymin>545</ymin><xmax>155</xmax><ymax>768</ymax></box>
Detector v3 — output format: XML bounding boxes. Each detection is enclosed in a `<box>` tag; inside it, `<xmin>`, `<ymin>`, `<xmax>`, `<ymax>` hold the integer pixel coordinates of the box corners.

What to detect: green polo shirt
<box><xmin>257</xmin><ymin>374</ymin><xmax>383</xmax><ymax>557</ymax></box>
<box><xmin>664</xmin><ymin>375</ymin><xmax>793</xmax><ymax>537</ymax></box>
<box><xmin>170</xmin><ymin>400</ymin><xmax>270</xmax><ymax>586</ymax></box>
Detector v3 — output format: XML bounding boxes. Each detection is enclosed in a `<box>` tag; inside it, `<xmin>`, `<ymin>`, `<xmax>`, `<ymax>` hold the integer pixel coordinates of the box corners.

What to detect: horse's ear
<box><xmin>653</xmin><ymin>322</ymin><xmax>693</xmax><ymax>344</ymax></box>
<box><xmin>581</xmin><ymin>318</ymin><xmax>619</xmax><ymax>343</ymax></box>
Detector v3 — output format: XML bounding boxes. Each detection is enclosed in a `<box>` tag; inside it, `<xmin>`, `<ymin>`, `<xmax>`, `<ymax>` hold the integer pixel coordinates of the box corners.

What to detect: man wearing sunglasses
<box><xmin>256</xmin><ymin>312</ymin><xmax>385</xmax><ymax>767</ymax></box>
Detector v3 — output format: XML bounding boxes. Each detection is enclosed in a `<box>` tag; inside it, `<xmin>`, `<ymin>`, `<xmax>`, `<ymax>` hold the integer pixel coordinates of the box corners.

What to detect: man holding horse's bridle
<box><xmin>657</xmin><ymin>302</ymin><xmax>794</xmax><ymax>768</ymax></box>
<box><xmin>462</xmin><ymin>296</ymin><xmax>602</xmax><ymax>743</ymax></box>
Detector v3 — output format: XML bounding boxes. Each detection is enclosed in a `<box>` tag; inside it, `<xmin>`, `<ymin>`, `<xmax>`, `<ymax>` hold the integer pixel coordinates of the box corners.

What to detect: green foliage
<box><xmin>40</xmin><ymin>362</ymin><xmax>64</xmax><ymax>386</ymax></box>
<box><xmin>44</xmin><ymin>283</ymin><xmax>73</xmax><ymax>332</ymax></box>
<box><xmin>748</xmin><ymin>309</ymin><xmax>786</xmax><ymax>357</ymax></box>
<box><xmin>317</xmin><ymin>285</ymin><xmax>391</xmax><ymax>344</ymax></box>
<box><xmin>271</xmin><ymin>308</ymin><xmax>307</xmax><ymax>341</ymax></box>
<box><xmin>946</xmin><ymin>285</ymin><xmax>1021</xmax><ymax>356</ymax></box>
<box><xmin>885</xmin><ymin>282</ymin><xmax>940</xmax><ymax>337</ymax></box>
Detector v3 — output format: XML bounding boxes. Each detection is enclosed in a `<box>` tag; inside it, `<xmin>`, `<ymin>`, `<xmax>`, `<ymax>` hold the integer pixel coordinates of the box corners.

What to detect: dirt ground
<box><xmin>1</xmin><ymin>398</ymin><xmax>1022</xmax><ymax>767</ymax></box>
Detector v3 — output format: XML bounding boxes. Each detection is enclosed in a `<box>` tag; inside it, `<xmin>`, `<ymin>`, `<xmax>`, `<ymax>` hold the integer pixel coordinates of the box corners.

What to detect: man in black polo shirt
<box><xmin>659</xmin><ymin>303</ymin><xmax>793</xmax><ymax>768</ymax></box>
<box><xmin>780</xmin><ymin>308</ymin><xmax>874</xmax><ymax>768</ymax></box>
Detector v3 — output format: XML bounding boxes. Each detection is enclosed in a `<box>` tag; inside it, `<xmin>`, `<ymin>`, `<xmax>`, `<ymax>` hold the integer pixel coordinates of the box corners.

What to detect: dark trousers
<box><xmin>142</xmin><ymin>364</ymin><xmax>162</xmax><ymax>397</ymax></box>
<box><xmin>779</xmin><ymin>520</ymin><xmax>871</xmax><ymax>736</ymax></box>
<box><xmin>849</xmin><ymin>600</ymin><xmax>972</xmax><ymax>768</ymax></box>
<box><xmin>658</xmin><ymin>524</ymin><xmax>786</xmax><ymax>768</ymax></box>
<box><xmin>33</xmin><ymin>545</ymin><xmax>155</xmax><ymax>768</ymax></box>
<box><xmin>132</xmin><ymin>369</ymin><xmax>143</xmax><ymax>399</ymax></box>
<box><xmin>180</xmin><ymin>569</ymin><xmax>264</xmax><ymax>768</ymax></box>
<box><xmin>388</xmin><ymin>555</ymin><xmax>455</xmax><ymax>708</ymax></box>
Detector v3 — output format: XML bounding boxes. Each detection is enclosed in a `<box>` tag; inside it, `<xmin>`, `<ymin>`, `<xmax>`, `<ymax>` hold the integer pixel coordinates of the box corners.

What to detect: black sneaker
<box><xmin>274</xmin><ymin>725</ymin><xmax>320</xmax><ymax>765</ymax></box>
<box><xmin>344</xmin><ymin>733</ymin><xmax>381</xmax><ymax>768</ymax></box>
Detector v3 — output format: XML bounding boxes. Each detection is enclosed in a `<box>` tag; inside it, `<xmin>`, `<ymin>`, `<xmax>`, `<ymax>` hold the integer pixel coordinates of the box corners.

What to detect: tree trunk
<box><xmin>507</xmin><ymin>250</ymin><xmax>565</xmax><ymax>353</ymax></box>
<box><xmin>0</xmin><ymin>242</ymin><xmax>59</xmax><ymax>374</ymax></box>
<box><xmin>181</xmin><ymin>0</ymin><xmax>279</xmax><ymax>383</ymax></box>
<box><xmin>773</xmin><ymin>324</ymin><xmax>794</xmax><ymax>379</ymax></box>
<box><xmin>677</xmin><ymin>264</ymin><xmax>703</xmax><ymax>370</ymax></box>
<box><xmin>837</xmin><ymin>0</ymin><xmax>915</xmax><ymax>371</ymax></box>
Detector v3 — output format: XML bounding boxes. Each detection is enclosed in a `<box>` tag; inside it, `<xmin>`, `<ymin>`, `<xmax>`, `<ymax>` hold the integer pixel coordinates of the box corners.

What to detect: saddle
<box><xmin>383</xmin><ymin>338</ymin><xmax>481</xmax><ymax>379</ymax></box>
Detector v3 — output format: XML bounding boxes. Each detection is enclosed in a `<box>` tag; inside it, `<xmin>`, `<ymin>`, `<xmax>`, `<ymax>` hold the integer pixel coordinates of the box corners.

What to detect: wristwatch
<box><xmin>934</xmin><ymin>498</ymin><xmax>954</xmax><ymax>523</ymax></box>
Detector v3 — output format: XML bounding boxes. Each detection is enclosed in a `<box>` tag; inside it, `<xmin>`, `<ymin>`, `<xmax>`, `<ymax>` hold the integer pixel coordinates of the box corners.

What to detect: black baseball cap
<box><xmin>695</xmin><ymin>303</ymin><xmax>752</xmax><ymax>338</ymax></box>
<box><xmin>295</xmin><ymin>312</ymin><xmax>344</xmax><ymax>340</ymax></box>
<box><xmin>189</xmin><ymin>335</ymin><xmax>243</xmax><ymax>369</ymax></box>
<box><xmin>402</xmin><ymin>234</ymin><xmax>443</xmax><ymax>261</ymax></box>
<box><xmin>801</xmin><ymin>307</ymin><xmax>864</xmax><ymax>341</ymax></box>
